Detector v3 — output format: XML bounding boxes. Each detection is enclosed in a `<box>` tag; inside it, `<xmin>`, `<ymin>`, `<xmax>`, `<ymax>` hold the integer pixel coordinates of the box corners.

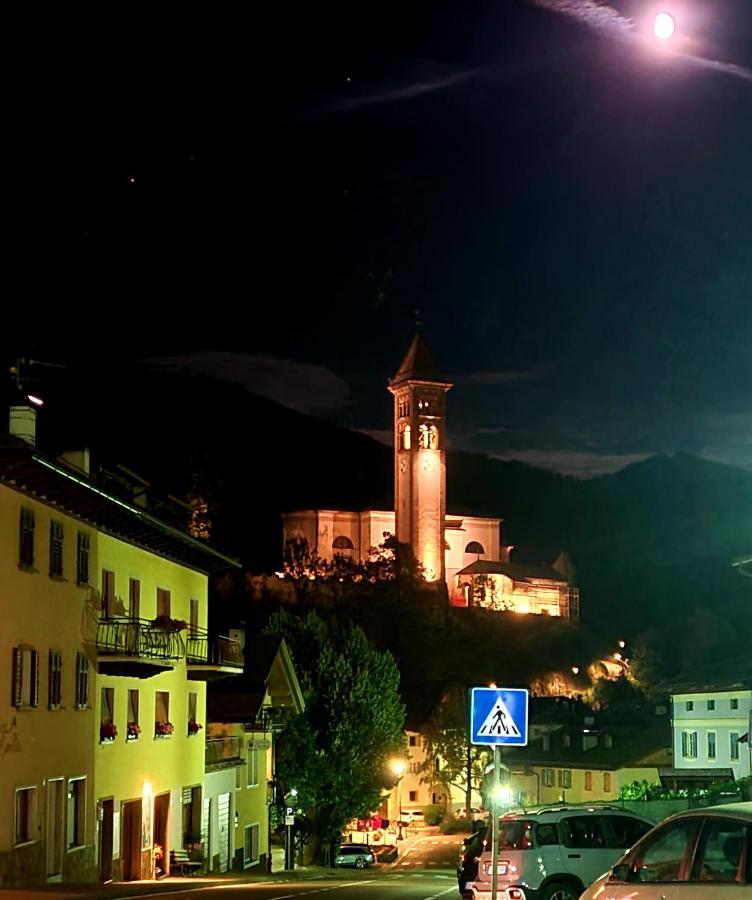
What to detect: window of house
<box><xmin>603</xmin><ymin>734</ymin><xmax>613</xmax><ymax>749</ymax></box>
<box><xmin>189</xmin><ymin>598</ymin><xmax>199</xmax><ymax>635</ymax></box>
<box><xmin>66</xmin><ymin>778</ymin><xmax>86</xmax><ymax>848</ymax></box>
<box><xmin>100</xmin><ymin>687</ymin><xmax>115</xmax><ymax>742</ymax></box>
<box><xmin>15</xmin><ymin>787</ymin><xmax>37</xmax><ymax>845</ymax></box>
<box><xmin>48</xmin><ymin>649</ymin><xmax>63</xmax><ymax>709</ymax></box>
<box><xmin>681</xmin><ymin>731</ymin><xmax>698</xmax><ymax>759</ymax></box>
<box><xmin>156</xmin><ymin>588</ymin><xmax>171</xmax><ymax>619</ymax></box>
<box><xmin>155</xmin><ymin>691</ymin><xmax>170</xmax><ymax>737</ymax></box>
<box><xmin>603</xmin><ymin>772</ymin><xmax>612</xmax><ymax>793</ymax></box>
<box><xmin>409</xmin><ymin>791</ymin><xmax>417</xmax><ymax>802</ymax></box>
<box><xmin>542</xmin><ymin>734</ymin><xmax>551</xmax><ymax>751</ymax></box>
<box><xmin>707</xmin><ymin>731</ymin><xmax>717</xmax><ymax>760</ymax></box>
<box><xmin>685</xmin><ymin>701</ymin><xmax>694</xmax><ymax>711</ymax></box>
<box><xmin>730</xmin><ymin>698</ymin><xmax>739</xmax><ymax>710</ymax></box>
<box><xmin>76</xmin><ymin>532</ymin><xmax>90</xmax><ymax>585</ymax></box>
<box><xmin>558</xmin><ymin>770</ymin><xmax>572</xmax><ymax>788</ymax></box>
<box><xmin>247</xmin><ymin>748</ymin><xmax>259</xmax><ymax>787</ymax></box>
<box><xmin>12</xmin><ymin>646</ymin><xmax>39</xmax><ymax>708</ymax></box>
<box><xmin>584</xmin><ymin>771</ymin><xmax>593</xmax><ymax>792</ymax></box>
<box><xmin>563</xmin><ymin>733</ymin><xmax>571</xmax><ymax>748</ymax></box>
<box><xmin>127</xmin><ymin>689</ymin><xmax>139</xmax><ymax>740</ymax></box>
<box><xmin>465</xmin><ymin>541</ymin><xmax>485</xmax><ymax>555</ymax></box>
<box><xmin>409</xmin><ymin>735</ymin><xmax>417</xmax><ymax>747</ymax></box>
<box><xmin>707</xmin><ymin>699</ymin><xmax>715</xmax><ymax>711</ymax></box>
<box><xmin>410</xmin><ymin>762</ymin><xmax>420</xmax><ymax>774</ymax></box>
<box><xmin>434</xmin><ymin>758</ymin><xmax>441</xmax><ymax>772</ymax></box>
<box><xmin>101</xmin><ymin>570</ymin><xmax>115</xmax><ymax>618</ymax></box>
<box><xmin>730</xmin><ymin>732</ymin><xmax>740</xmax><ymax>761</ymax></box>
<box><xmin>49</xmin><ymin>521</ymin><xmax>64</xmax><ymax>577</ymax></box>
<box><xmin>188</xmin><ymin>692</ymin><xmax>198</xmax><ymax>734</ymax></box>
<box><xmin>543</xmin><ymin>768</ymin><xmax>554</xmax><ymax>787</ymax></box>
<box><xmin>75</xmin><ymin>653</ymin><xmax>89</xmax><ymax>709</ymax></box>
<box><xmin>129</xmin><ymin>579</ymin><xmax>140</xmax><ymax>619</ymax></box>
<box><xmin>236</xmin><ymin>763</ymin><xmax>244</xmax><ymax>790</ymax></box>
<box><xmin>243</xmin><ymin>823</ymin><xmax>260</xmax><ymax>867</ymax></box>
<box><xmin>19</xmin><ymin>507</ymin><xmax>35</xmax><ymax>568</ymax></box>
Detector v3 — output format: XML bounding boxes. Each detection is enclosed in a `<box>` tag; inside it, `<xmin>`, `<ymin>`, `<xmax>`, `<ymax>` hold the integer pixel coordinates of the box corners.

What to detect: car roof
<box><xmin>667</xmin><ymin>802</ymin><xmax>752</xmax><ymax>824</ymax></box>
<box><xmin>499</xmin><ymin>806</ymin><xmax>651</xmax><ymax>824</ymax></box>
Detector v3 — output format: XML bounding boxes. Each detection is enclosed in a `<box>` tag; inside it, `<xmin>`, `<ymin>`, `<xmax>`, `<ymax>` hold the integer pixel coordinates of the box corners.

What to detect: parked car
<box><xmin>461</xmin><ymin>805</ymin><xmax>653</xmax><ymax>900</ymax></box>
<box><xmin>580</xmin><ymin>801</ymin><xmax>752</xmax><ymax>899</ymax></box>
<box><xmin>334</xmin><ymin>843</ymin><xmax>376</xmax><ymax>869</ymax></box>
<box><xmin>400</xmin><ymin>809</ymin><xmax>426</xmax><ymax>825</ymax></box>
<box><xmin>455</xmin><ymin>807</ymin><xmax>489</xmax><ymax>820</ymax></box>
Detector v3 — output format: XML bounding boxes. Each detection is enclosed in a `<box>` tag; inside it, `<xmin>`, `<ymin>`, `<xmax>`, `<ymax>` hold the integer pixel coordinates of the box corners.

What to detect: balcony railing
<box><xmin>205</xmin><ymin>735</ymin><xmax>243</xmax><ymax>770</ymax></box>
<box><xmin>186</xmin><ymin>629</ymin><xmax>244</xmax><ymax>669</ymax></box>
<box><xmin>96</xmin><ymin>617</ymin><xmax>186</xmax><ymax>663</ymax></box>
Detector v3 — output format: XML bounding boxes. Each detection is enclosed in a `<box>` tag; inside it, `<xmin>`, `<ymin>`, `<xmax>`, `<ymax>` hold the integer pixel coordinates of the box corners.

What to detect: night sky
<box><xmin>7</xmin><ymin>1</ymin><xmax>752</xmax><ymax>476</ymax></box>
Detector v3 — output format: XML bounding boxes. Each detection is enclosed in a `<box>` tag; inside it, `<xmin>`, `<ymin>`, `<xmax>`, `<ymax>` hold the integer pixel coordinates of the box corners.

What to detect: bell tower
<box><xmin>388</xmin><ymin>334</ymin><xmax>452</xmax><ymax>582</ymax></box>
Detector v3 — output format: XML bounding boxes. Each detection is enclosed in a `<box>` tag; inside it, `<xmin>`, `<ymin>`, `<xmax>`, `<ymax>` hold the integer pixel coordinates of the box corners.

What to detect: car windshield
<box><xmin>498</xmin><ymin>819</ymin><xmax>534</xmax><ymax>850</ymax></box>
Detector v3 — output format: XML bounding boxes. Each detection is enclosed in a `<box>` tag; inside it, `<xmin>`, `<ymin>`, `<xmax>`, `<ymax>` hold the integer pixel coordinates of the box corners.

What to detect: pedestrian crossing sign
<box><xmin>470</xmin><ymin>687</ymin><xmax>529</xmax><ymax>746</ymax></box>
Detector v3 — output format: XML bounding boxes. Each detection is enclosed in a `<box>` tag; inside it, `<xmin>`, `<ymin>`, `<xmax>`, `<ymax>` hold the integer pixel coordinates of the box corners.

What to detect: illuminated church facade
<box><xmin>282</xmin><ymin>335</ymin><xmax>579</xmax><ymax>621</ymax></box>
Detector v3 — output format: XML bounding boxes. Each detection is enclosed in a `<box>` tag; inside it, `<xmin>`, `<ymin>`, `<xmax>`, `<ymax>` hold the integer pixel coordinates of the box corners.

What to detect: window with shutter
<box><xmin>49</xmin><ymin>650</ymin><xmax>63</xmax><ymax>709</ymax></box>
<box><xmin>12</xmin><ymin>646</ymin><xmax>39</xmax><ymax>708</ymax></box>
<box><xmin>76</xmin><ymin>532</ymin><xmax>90</xmax><ymax>585</ymax></box>
<box><xmin>129</xmin><ymin>579</ymin><xmax>140</xmax><ymax>618</ymax></box>
<box><xmin>101</xmin><ymin>570</ymin><xmax>115</xmax><ymax>618</ymax></box>
<box><xmin>75</xmin><ymin>653</ymin><xmax>89</xmax><ymax>709</ymax></box>
<box><xmin>49</xmin><ymin>521</ymin><xmax>64</xmax><ymax>577</ymax></box>
<box><xmin>157</xmin><ymin>588</ymin><xmax>171</xmax><ymax>618</ymax></box>
<box><xmin>19</xmin><ymin>508</ymin><xmax>35</xmax><ymax>568</ymax></box>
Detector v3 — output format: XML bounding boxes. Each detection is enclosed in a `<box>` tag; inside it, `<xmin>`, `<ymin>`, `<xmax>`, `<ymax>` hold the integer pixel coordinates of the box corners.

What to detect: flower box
<box><xmin>127</xmin><ymin>722</ymin><xmax>141</xmax><ymax>741</ymax></box>
<box><xmin>151</xmin><ymin>615</ymin><xmax>188</xmax><ymax>632</ymax></box>
<box><xmin>100</xmin><ymin>722</ymin><xmax>118</xmax><ymax>742</ymax></box>
<box><xmin>155</xmin><ymin>720</ymin><xmax>175</xmax><ymax>738</ymax></box>
<box><xmin>187</xmin><ymin>720</ymin><xmax>203</xmax><ymax>736</ymax></box>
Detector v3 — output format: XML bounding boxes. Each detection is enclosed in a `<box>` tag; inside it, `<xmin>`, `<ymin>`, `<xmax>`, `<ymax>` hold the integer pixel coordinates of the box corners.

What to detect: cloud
<box><xmin>143</xmin><ymin>351</ymin><xmax>351</xmax><ymax>417</ymax></box>
<box><xmin>528</xmin><ymin>0</ymin><xmax>752</xmax><ymax>83</ymax></box>
<box><xmin>491</xmin><ymin>448</ymin><xmax>650</xmax><ymax>478</ymax></box>
<box><xmin>357</xmin><ymin>428</ymin><xmax>393</xmax><ymax>446</ymax></box>
<box><xmin>462</xmin><ymin>362</ymin><xmax>557</xmax><ymax>386</ymax></box>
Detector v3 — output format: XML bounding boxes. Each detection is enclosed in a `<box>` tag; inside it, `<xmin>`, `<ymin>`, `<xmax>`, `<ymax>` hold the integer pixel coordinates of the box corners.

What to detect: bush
<box><xmin>441</xmin><ymin>816</ymin><xmax>474</xmax><ymax>834</ymax></box>
<box><xmin>423</xmin><ymin>804</ymin><xmax>444</xmax><ymax>826</ymax></box>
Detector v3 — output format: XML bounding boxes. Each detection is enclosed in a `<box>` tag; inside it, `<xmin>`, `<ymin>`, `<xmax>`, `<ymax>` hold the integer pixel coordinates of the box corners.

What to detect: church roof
<box><xmin>390</xmin><ymin>333</ymin><xmax>450</xmax><ymax>385</ymax></box>
<box><xmin>455</xmin><ymin>559</ymin><xmax>567</xmax><ymax>583</ymax></box>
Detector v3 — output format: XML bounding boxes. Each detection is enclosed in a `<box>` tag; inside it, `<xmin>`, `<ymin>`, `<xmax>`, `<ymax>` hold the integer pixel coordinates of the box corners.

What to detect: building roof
<box><xmin>504</xmin><ymin>716</ymin><xmax>672</xmax><ymax>771</ymax></box>
<box><xmin>0</xmin><ymin>436</ymin><xmax>240</xmax><ymax>574</ymax></box>
<box><xmin>455</xmin><ymin>559</ymin><xmax>567</xmax><ymax>583</ymax></box>
<box><xmin>389</xmin><ymin>333</ymin><xmax>451</xmax><ymax>386</ymax></box>
<box><xmin>207</xmin><ymin>635</ymin><xmax>305</xmax><ymax>723</ymax></box>
<box><xmin>668</xmin><ymin>681</ymin><xmax>752</xmax><ymax>695</ymax></box>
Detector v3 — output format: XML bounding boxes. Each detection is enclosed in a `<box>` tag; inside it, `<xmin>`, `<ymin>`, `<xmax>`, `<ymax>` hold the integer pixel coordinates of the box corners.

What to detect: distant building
<box><xmin>669</xmin><ymin>683</ymin><xmax>752</xmax><ymax>786</ymax></box>
<box><xmin>283</xmin><ymin>334</ymin><xmax>579</xmax><ymax>620</ymax></box>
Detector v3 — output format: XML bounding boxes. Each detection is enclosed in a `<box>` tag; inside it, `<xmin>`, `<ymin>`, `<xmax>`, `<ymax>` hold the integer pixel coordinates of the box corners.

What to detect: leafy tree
<box><xmin>421</xmin><ymin>685</ymin><xmax>492</xmax><ymax>816</ymax></box>
<box><xmin>266</xmin><ymin>610</ymin><xmax>406</xmax><ymax>862</ymax></box>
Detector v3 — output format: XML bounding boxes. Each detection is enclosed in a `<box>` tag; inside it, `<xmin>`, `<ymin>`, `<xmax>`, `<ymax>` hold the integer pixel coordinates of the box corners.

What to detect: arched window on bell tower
<box><xmin>418</xmin><ymin>424</ymin><xmax>429</xmax><ymax>449</ymax></box>
<box><xmin>399</xmin><ymin>424</ymin><xmax>411</xmax><ymax>450</ymax></box>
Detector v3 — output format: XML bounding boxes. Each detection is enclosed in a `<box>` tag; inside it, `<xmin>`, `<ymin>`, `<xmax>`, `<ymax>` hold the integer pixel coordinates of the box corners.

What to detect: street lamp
<box><xmin>390</xmin><ymin>759</ymin><xmax>407</xmax><ymax>841</ymax></box>
<box><xmin>654</xmin><ymin>11</ymin><xmax>676</xmax><ymax>41</ymax></box>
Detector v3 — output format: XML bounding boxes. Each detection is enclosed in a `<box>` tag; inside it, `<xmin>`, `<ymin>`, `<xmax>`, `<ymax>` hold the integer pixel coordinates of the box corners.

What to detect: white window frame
<box><xmin>681</xmin><ymin>730</ymin><xmax>698</xmax><ymax>759</ymax></box>
<box><xmin>730</xmin><ymin>732</ymin><xmax>740</xmax><ymax>761</ymax></box>
<box><xmin>66</xmin><ymin>776</ymin><xmax>86</xmax><ymax>851</ymax></box>
<box><xmin>243</xmin><ymin>822</ymin><xmax>260</xmax><ymax>868</ymax></box>
<box><xmin>706</xmin><ymin>730</ymin><xmax>717</xmax><ymax>760</ymax></box>
<box><xmin>247</xmin><ymin>748</ymin><xmax>259</xmax><ymax>788</ymax></box>
<box><xmin>14</xmin><ymin>785</ymin><xmax>38</xmax><ymax>847</ymax></box>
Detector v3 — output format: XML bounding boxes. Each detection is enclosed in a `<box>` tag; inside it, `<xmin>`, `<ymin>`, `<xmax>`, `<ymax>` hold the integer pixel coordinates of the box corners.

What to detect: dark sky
<box><xmin>7</xmin><ymin>0</ymin><xmax>752</xmax><ymax>476</ymax></box>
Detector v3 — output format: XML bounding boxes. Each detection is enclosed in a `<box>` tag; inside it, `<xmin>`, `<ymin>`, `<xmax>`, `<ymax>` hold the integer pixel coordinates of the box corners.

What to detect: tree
<box><xmin>421</xmin><ymin>685</ymin><xmax>492</xmax><ymax>817</ymax></box>
<box><xmin>266</xmin><ymin>610</ymin><xmax>406</xmax><ymax>862</ymax></box>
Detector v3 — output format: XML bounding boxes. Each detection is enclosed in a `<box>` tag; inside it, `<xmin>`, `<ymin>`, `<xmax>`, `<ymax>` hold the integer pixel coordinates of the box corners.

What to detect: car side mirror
<box><xmin>610</xmin><ymin>863</ymin><xmax>630</xmax><ymax>882</ymax></box>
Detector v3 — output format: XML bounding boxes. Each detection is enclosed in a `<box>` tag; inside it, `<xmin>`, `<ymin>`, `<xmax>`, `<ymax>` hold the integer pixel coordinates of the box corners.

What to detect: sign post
<box><xmin>470</xmin><ymin>687</ymin><xmax>529</xmax><ymax>900</ymax></box>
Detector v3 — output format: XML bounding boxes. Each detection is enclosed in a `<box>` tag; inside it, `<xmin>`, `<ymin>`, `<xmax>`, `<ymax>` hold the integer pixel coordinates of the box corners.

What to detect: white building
<box><xmin>671</xmin><ymin>683</ymin><xmax>752</xmax><ymax>783</ymax></box>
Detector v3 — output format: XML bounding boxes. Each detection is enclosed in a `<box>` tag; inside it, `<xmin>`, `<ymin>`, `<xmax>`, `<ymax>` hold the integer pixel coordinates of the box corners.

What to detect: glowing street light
<box><xmin>493</xmin><ymin>784</ymin><xmax>514</xmax><ymax>807</ymax></box>
<box><xmin>654</xmin><ymin>11</ymin><xmax>676</xmax><ymax>41</ymax></box>
<box><xmin>390</xmin><ymin>759</ymin><xmax>407</xmax><ymax>840</ymax></box>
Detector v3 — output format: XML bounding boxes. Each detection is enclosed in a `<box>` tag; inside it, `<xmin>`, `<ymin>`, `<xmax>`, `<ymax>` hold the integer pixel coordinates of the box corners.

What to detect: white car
<box><xmin>580</xmin><ymin>801</ymin><xmax>752</xmax><ymax>899</ymax></box>
<box><xmin>462</xmin><ymin>805</ymin><xmax>653</xmax><ymax>900</ymax></box>
<box><xmin>400</xmin><ymin>809</ymin><xmax>426</xmax><ymax>825</ymax></box>
<box><xmin>455</xmin><ymin>807</ymin><xmax>489</xmax><ymax>820</ymax></box>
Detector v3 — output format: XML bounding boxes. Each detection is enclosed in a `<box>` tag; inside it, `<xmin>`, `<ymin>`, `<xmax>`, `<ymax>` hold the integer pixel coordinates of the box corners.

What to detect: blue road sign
<box><xmin>470</xmin><ymin>687</ymin><xmax>529</xmax><ymax>746</ymax></box>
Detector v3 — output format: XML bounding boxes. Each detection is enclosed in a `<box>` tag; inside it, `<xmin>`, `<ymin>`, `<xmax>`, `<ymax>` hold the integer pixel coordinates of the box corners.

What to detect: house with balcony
<box><xmin>669</xmin><ymin>682</ymin><xmax>752</xmax><ymax>789</ymax></box>
<box><xmin>0</xmin><ymin>403</ymin><xmax>241</xmax><ymax>885</ymax></box>
<box><xmin>205</xmin><ymin>634</ymin><xmax>304</xmax><ymax>873</ymax></box>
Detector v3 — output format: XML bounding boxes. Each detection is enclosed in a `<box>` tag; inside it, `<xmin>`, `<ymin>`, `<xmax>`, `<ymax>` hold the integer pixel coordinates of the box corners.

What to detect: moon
<box><xmin>654</xmin><ymin>11</ymin><xmax>676</xmax><ymax>41</ymax></box>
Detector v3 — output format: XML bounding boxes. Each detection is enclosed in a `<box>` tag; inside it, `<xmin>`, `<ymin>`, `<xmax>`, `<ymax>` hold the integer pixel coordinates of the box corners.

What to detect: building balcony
<box><xmin>186</xmin><ymin>630</ymin><xmax>244</xmax><ymax>681</ymax></box>
<box><xmin>96</xmin><ymin>617</ymin><xmax>185</xmax><ymax>678</ymax></box>
<box><xmin>205</xmin><ymin>735</ymin><xmax>243</xmax><ymax>772</ymax></box>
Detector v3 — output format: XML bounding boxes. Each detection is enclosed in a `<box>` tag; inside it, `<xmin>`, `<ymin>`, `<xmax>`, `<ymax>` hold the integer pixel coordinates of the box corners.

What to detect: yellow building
<box><xmin>0</xmin><ymin>409</ymin><xmax>240</xmax><ymax>885</ymax></box>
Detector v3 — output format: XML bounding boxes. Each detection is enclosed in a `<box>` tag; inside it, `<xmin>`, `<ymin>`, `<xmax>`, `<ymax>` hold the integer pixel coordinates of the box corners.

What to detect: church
<box><xmin>283</xmin><ymin>334</ymin><xmax>579</xmax><ymax>621</ymax></box>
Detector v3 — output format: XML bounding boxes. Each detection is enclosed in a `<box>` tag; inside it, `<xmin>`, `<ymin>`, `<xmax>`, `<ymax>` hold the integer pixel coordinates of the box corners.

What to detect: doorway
<box><xmin>121</xmin><ymin>799</ymin><xmax>142</xmax><ymax>881</ymax></box>
<box><xmin>153</xmin><ymin>793</ymin><xmax>170</xmax><ymax>877</ymax></box>
<box><xmin>217</xmin><ymin>792</ymin><xmax>231</xmax><ymax>872</ymax></box>
<box><xmin>99</xmin><ymin>798</ymin><xmax>114</xmax><ymax>882</ymax></box>
<box><xmin>46</xmin><ymin>778</ymin><xmax>65</xmax><ymax>881</ymax></box>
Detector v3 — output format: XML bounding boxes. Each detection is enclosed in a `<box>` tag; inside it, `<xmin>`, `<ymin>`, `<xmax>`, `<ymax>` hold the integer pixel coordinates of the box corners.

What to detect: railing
<box><xmin>205</xmin><ymin>736</ymin><xmax>243</xmax><ymax>769</ymax></box>
<box><xmin>96</xmin><ymin>617</ymin><xmax>185</xmax><ymax>662</ymax></box>
<box><xmin>244</xmin><ymin>707</ymin><xmax>277</xmax><ymax>733</ymax></box>
<box><xmin>186</xmin><ymin>628</ymin><xmax>244</xmax><ymax>669</ymax></box>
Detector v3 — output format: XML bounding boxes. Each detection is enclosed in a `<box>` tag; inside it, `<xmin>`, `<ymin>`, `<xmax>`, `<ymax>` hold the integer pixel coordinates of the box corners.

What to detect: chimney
<box><xmin>60</xmin><ymin>449</ymin><xmax>91</xmax><ymax>476</ymax></box>
<box><xmin>9</xmin><ymin>404</ymin><xmax>37</xmax><ymax>446</ymax></box>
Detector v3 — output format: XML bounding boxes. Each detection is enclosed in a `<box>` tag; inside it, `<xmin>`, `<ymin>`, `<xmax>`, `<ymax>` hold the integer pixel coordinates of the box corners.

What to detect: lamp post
<box><xmin>284</xmin><ymin>788</ymin><xmax>298</xmax><ymax>870</ymax></box>
<box><xmin>390</xmin><ymin>759</ymin><xmax>407</xmax><ymax>841</ymax></box>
